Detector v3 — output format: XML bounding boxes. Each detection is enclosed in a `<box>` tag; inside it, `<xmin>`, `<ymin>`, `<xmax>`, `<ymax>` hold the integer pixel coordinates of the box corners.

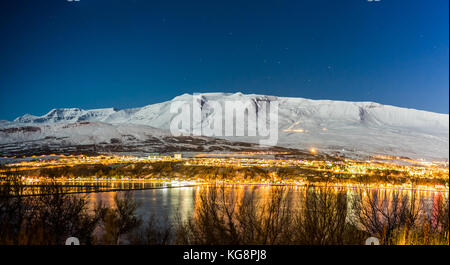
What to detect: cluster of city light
<box><xmin>1</xmin><ymin>153</ymin><xmax>448</xmax><ymax>192</ymax></box>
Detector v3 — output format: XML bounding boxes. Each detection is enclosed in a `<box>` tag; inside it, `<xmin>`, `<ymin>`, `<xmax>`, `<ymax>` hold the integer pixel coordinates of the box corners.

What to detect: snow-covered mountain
<box><xmin>2</xmin><ymin>92</ymin><xmax>449</xmax><ymax>160</ymax></box>
<box><xmin>0</xmin><ymin>120</ymin><xmax>290</xmax><ymax>157</ymax></box>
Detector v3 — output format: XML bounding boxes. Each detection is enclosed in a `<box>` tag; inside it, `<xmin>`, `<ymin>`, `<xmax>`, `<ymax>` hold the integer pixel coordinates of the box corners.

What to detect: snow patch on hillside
<box><xmin>4</xmin><ymin>92</ymin><xmax>449</xmax><ymax>160</ymax></box>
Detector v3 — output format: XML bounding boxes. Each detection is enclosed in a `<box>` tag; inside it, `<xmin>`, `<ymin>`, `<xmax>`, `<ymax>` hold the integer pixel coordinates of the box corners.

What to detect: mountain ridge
<box><xmin>11</xmin><ymin>92</ymin><xmax>448</xmax><ymax>125</ymax></box>
<box><xmin>2</xmin><ymin>92</ymin><xmax>449</xmax><ymax>160</ymax></box>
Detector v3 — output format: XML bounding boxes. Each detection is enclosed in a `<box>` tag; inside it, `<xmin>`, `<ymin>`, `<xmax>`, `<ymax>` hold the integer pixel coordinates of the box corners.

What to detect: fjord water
<box><xmin>86</xmin><ymin>184</ymin><xmax>445</xmax><ymax>226</ymax></box>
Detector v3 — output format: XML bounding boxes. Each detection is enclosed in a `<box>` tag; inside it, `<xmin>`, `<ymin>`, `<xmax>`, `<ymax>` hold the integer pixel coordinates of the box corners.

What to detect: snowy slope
<box><xmin>0</xmin><ymin>121</ymin><xmax>169</xmax><ymax>145</ymax></box>
<box><xmin>3</xmin><ymin>92</ymin><xmax>449</xmax><ymax>160</ymax></box>
<box><xmin>0</xmin><ymin>121</ymin><xmax>286</xmax><ymax>157</ymax></box>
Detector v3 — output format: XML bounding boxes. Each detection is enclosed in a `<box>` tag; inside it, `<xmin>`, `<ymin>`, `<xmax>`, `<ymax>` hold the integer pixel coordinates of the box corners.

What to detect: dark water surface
<box><xmin>86</xmin><ymin>184</ymin><xmax>447</xmax><ymax>226</ymax></box>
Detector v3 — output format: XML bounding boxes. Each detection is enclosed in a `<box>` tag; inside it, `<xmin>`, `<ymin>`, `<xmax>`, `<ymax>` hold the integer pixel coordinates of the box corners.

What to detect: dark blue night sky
<box><xmin>0</xmin><ymin>0</ymin><xmax>448</xmax><ymax>120</ymax></box>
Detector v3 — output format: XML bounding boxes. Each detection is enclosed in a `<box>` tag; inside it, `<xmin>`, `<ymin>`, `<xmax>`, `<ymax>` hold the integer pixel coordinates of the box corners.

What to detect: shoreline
<box><xmin>2</xmin><ymin>179</ymin><xmax>448</xmax><ymax>197</ymax></box>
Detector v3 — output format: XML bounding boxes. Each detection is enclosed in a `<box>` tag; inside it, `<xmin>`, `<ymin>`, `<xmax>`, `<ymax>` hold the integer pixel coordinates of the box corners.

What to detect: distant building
<box><xmin>147</xmin><ymin>153</ymin><xmax>160</xmax><ymax>160</ymax></box>
<box><xmin>174</xmin><ymin>153</ymin><xmax>182</xmax><ymax>159</ymax></box>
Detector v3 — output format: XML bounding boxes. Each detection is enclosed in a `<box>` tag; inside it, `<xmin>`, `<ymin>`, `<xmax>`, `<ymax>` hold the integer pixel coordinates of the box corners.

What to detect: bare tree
<box><xmin>0</xmin><ymin>172</ymin><xmax>30</xmax><ymax>244</ymax></box>
<box><xmin>100</xmin><ymin>191</ymin><xmax>142</xmax><ymax>244</ymax></box>
<box><xmin>292</xmin><ymin>186</ymin><xmax>365</xmax><ymax>245</ymax></box>
<box><xmin>129</xmin><ymin>215</ymin><xmax>172</xmax><ymax>245</ymax></box>
<box><xmin>177</xmin><ymin>185</ymin><xmax>294</xmax><ymax>245</ymax></box>
<box><xmin>237</xmin><ymin>186</ymin><xmax>293</xmax><ymax>244</ymax></box>
<box><xmin>351</xmin><ymin>189</ymin><xmax>421</xmax><ymax>245</ymax></box>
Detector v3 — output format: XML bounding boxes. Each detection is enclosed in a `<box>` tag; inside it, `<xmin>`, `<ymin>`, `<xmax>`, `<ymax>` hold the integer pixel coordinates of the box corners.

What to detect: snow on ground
<box><xmin>2</xmin><ymin>92</ymin><xmax>448</xmax><ymax>161</ymax></box>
